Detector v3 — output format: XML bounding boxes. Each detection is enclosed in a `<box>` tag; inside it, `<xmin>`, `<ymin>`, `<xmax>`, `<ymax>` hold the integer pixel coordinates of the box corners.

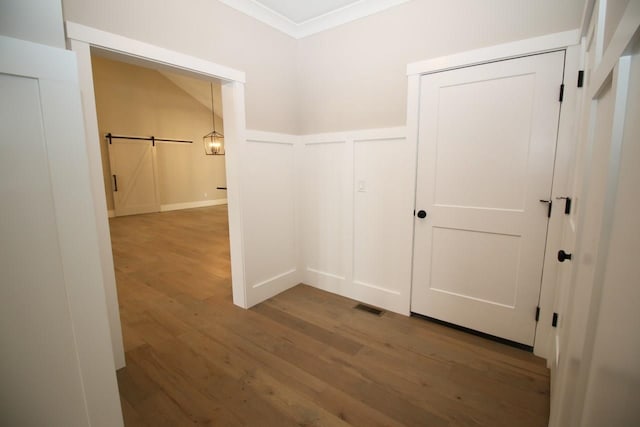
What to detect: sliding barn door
<box><xmin>108</xmin><ymin>139</ymin><xmax>160</xmax><ymax>216</ymax></box>
<box><xmin>411</xmin><ymin>51</ymin><xmax>565</xmax><ymax>346</ymax></box>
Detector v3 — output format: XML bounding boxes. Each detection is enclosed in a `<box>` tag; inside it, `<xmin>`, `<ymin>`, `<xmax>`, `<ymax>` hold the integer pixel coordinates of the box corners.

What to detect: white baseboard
<box><xmin>160</xmin><ymin>199</ymin><xmax>227</xmax><ymax>212</ymax></box>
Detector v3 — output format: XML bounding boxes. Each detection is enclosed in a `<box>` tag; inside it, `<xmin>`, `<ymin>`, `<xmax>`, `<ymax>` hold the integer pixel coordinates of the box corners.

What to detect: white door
<box><xmin>0</xmin><ymin>35</ymin><xmax>122</xmax><ymax>425</ymax></box>
<box><xmin>411</xmin><ymin>51</ymin><xmax>565</xmax><ymax>346</ymax></box>
<box><xmin>108</xmin><ymin>138</ymin><xmax>160</xmax><ymax>216</ymax></box>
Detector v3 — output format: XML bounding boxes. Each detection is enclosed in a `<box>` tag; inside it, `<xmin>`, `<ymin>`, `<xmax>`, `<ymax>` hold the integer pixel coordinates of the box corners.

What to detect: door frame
<box><xmin>66</xmin><ymin>22</ymin><xmax>250</xmax><ymax>369</ymax></box>
<box><xmin>406</xmin><ymin>29</ymin><xmax>581</xmax><ymax>361</ymax></box>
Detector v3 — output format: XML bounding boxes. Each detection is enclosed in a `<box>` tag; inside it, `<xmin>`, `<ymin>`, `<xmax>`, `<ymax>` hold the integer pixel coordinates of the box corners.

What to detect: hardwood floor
<box><xmin>110</xmin><ymin>206</ymin><xmax>550</xmax><ymax>426</ymax></box>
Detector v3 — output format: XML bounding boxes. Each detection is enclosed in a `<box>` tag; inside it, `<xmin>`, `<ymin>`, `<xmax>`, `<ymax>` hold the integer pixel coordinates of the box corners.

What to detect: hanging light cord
<box><xmin>210</xmin><ymin>83</ymin><xmax>216</xmax><ymax>133</ymax></box>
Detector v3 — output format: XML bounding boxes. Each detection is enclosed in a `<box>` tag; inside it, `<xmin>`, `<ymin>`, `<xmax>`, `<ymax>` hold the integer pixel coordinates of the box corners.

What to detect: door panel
<box><xmin>411</xmin><ymin>51</ymin><xmax>565</xmax><ymax>345</ymax></box>
<box><xmin>108</xmin><ymin>139</ymin><xmax>159</xmax><ymax>216</ymax></box>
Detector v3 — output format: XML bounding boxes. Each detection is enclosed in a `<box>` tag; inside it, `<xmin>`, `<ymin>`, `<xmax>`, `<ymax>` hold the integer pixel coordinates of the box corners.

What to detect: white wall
<box><xmin>0</xmin><ymin>0</ymin><xmax>65</xmax><ymax>48</ymax></box>
<box><xmin>296</xmin><ymin>0</ymin><xmax>585</xmax><ymax>134</ymax></box>
<box><xmin>62</xmin><ymin>0</ymin><xmax>298</xmax><ymax>134</ymax></box>
<box><xmin>580</xmin><ymin>42</ymin><xmax>639</xmax><ymax>425</ymax></box>
<box><xmin>549</xmin><ymin>1</ymin><xmax>640</xmax><ymax>425</ymax></box>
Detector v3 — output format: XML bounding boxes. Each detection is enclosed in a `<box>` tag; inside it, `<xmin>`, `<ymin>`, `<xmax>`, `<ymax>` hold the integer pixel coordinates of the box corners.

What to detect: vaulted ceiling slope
<box><xmin>217</xmin><ymin>0</ymin><xmax>412</xmax><ymax>38</ymax></box>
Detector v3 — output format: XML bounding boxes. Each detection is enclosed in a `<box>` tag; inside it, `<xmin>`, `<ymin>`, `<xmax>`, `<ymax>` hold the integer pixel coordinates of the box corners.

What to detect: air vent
<box><xmin>354</xmin><ymin>303</ymin><xmax>384</xmax><ymax>316</ymax></box>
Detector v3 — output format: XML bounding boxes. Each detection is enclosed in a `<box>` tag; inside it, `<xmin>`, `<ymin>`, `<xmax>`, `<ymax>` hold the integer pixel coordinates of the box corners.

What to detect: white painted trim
<box><xmin>407</xmin><ymin>29</ymin><xmax>580</xmax><ymax>75</ymax></box>
<box><xmin>353</xmin><ymin>280</ymin><xmax>402</xmax><ymax>296</ymax></box>
<box><xmin>296</xmin><ymin>0</ymin><xmax>412</xmax><ymax>38</ymax></box>
<box><xmin>588</xmin><ymin>0</ymin><xmax>640</xmax><ymax>100</ymax></box>
<box><xmin>300</xmin><ymin>126</ymin><xmax>406</xmax><ymax>144</ymax></box>
<box><xmin>580</xmin><ymin>0</ymin><xmax>597</xmax><ymax>37</ymax></box>
<box><xmin>246</xmin><ymin>269</ymin><xmax>300</xmax><ymax>307</ymax></box>
<box><xmin>217</xmin><ymin>0</ymin><xmax>298</xmax><ymax>37</ymax></box>
<box><xmin>246</xmin><ymin>129</ymin><xmax>298</xmax><ymax>144</ymax></box>
<box><xmin>217</xmin><ymin>0</ymin><xmax>411</xmax><ymax>39</ymax></box>
<box><xmin>534</xmin><ymin>45</ymin><xmax>582</xmax><ymax>363</ymax></box>
<box><xmin>64</xmin><ymin>22</ymin><xmax>246</xmax><ymax>83</ymax></box>
<box><xmin>252</xmin><ymin>268</ymin><xmax>297</xmax><ymax>289</ymax></box>
<box><xmin>68</xmin><ymin>28</ymin><xmax>251</xmax><ymax>363</ymax></box>
<box><xmin>221</xmin><ymin>81</ymin><xmax>249</xmax><ymax>309</ymax></box>
<box><xmin>69</xmin><ymin>39</ymin><xmax>125</xmax><ymax>370</ymax></box>
<box><xmin>306</xmin><ymin>267</ymin><xmax>346</xmax><ymax>281</ymax></box>
<box><xmin>159</xmin><ymin>199</ymin><xmax>228</xmax><ymax>212</ymax></box>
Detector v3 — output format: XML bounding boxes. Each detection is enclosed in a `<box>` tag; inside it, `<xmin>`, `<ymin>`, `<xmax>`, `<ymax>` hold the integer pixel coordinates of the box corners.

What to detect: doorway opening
<box><xmin>67</xmin><ymin>22</ymin><xmax>250</xmax><ymax>371</ymax></box>
<box><xmin>89</xmin><ymin>51</ymin><xmax>235</xmax><ymax>362</ymax></box>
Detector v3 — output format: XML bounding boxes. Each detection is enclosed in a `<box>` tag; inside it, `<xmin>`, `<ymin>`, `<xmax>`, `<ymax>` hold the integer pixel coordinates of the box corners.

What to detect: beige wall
<box><xmin>63</xmin><ymin>0</ymin><xmax>299</xmax><ymax>134</ymax></box>
<box><xmin>64</xmin><ymin>0</ymin><xmax>585</xmax><ymax>135</ymax></box>
<box><xmin>92</xmin><ymin>56</ymin><xmax>227</xmax><ymax>211</ymax></box>
<box><xmin>296</xmin><ymin>0</ymin><xmax>585</xmax><ymax>134</ymax></box>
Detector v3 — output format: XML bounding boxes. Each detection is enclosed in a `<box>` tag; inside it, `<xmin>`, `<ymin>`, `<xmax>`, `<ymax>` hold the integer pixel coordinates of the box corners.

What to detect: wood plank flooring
<box><xmin>110</xmin><ymin>206</ymin><xmax>550</xmax><ymax>426</ymax></box>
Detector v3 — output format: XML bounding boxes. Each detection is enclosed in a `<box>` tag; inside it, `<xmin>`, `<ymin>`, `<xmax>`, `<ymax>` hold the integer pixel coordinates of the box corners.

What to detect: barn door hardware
<box><xmin>105</xmin><ymin>133</ymin><xmax>192</xmax><ymax>144</ymax></box>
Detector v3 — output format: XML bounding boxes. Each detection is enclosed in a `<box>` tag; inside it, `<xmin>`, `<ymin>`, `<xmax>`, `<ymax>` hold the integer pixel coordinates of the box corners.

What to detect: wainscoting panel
<box><xmin>242</xmin><ymin>131</ymin><xmax>299</xmax><ymax>306</ymax></box>
<box><xmin>300</xmin><ymin>127</ymin><xmax>413</xmax><ymax>315</ymax></box>
<box><xmin>352</xmin><ymin>136</ymin><xmax>414</xmax><ymax>314</ymax></box>
<box><xmin>300</xmin><ymin>139</ymin><xmax>348</xmax><ymax>294</ymax></box>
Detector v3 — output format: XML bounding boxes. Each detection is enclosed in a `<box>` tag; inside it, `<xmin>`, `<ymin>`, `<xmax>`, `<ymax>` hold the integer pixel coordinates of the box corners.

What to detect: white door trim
<box><xmin>66</xmin><ymin>23</ymin><xmax>250</xmax><ymax>370</ymax></box>
<box><xmin>65</xmin><ymin>22</ymin><xmax>245</xmax><ymax>83</ymax></box>
<box><xmin>407</xmin><ymin>29</ymin><xmax>580</xmax><ymax>76</ymax></box>
<box><xmin>405</xmin><ymin>31</ymin><xmax>581</xmax><ymax>361</ymax></box>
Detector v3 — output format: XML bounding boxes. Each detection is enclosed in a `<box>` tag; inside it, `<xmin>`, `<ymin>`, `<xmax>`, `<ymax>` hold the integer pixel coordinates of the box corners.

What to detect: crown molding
<box><xmin>217</xmin><ymin>0</ymin><xmax>412</xmax><ymax>39</ymax></box>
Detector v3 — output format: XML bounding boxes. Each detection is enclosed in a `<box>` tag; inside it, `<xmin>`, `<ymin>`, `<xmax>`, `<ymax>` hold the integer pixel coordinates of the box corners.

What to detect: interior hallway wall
<box><xmin>296</xmin><ymin>0</ymin><xmax>585</xmax><ymax>134</ymax></box>
<box><xmin>0</xmin><ymin>0</ymin><xmax>65</xmax><ymax>48</ymax></box>
<box><xmin>92</xmin><ymin>56</ymin><xmax>227</xmax><ymax>212</ymax></box>
<box><xmin>63</xmin><ymin>0</ymin><xmax>299</xmax><ymax>134</ymax></box>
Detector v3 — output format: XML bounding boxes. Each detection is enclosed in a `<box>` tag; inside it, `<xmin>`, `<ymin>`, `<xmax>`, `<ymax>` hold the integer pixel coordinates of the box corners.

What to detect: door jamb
<box><xmin>66</xmin><ymin>22</ymin><xmax>249</xmax><ymax>370</ymax></box>
<box><xmin>405</xmin><ymin>29</ymin><xmax>581</xmax><ymax>361</ymax></box>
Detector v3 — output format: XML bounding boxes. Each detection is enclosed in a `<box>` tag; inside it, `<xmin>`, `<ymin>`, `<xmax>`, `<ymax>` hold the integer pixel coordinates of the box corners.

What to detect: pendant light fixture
<box><xmin>203</xmin><ymin>82</ymin><xmax>224</xmax><ymax>155</ymax></box>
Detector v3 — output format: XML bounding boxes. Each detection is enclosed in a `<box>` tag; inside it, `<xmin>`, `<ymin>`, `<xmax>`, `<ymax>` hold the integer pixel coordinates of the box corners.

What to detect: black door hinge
<box><xmin>552</xmin><ymin>312</ymin><xmax>559</xmax><ymax>328</ymax></box>
<box><xmin>577</xmin><ymin>70</ymin><xmax>584</xmax><ymax>88</ymax></box>
<box><xmin>559</xmin><ymin>84</ymin><xmax>565</xmax><ymax>102</ymax></box>
<box><xmin>535</xmin><ymin>306</ymin><xmax>541</xmax><ymax>322</ymax></box>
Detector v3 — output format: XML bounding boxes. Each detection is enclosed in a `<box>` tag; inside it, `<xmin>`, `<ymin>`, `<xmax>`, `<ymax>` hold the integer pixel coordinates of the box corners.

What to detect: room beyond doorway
<box><xmin>91</xmin><ymin>54</ymin><xmax>228</xmax><ymax>218</ymax></box>
<box><xmin>110</xmin><ymin>206</ymin><xmax>233</xmax><ymax>353</ymax></box>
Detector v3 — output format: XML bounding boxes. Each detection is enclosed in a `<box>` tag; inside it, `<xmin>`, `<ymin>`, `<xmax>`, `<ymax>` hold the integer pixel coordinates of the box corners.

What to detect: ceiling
<box><xmin>255</xmin><ymin>0</ymin><xmax>362</xmax><ymax>24</ymax></box>
<box><xmin>217</xmin><ymin>0</ymin><xmax>411</xmax><ymax>38</ymax></box>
